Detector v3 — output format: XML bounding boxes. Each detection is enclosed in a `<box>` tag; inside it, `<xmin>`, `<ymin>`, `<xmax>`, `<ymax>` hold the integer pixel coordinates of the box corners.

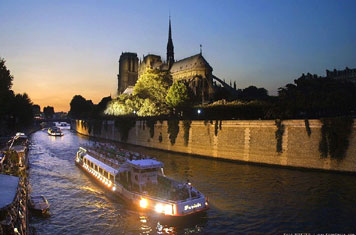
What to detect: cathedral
<box><xmin>117</xmin><ymin>18</ymin><xmax>236</xmax><ymax>103</ymax></box>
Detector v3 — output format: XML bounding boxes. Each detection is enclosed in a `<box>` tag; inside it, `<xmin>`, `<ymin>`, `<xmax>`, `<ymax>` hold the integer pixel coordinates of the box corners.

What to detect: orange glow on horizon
<box><xmin>9</xmin><ymin>57</ymin><xmax>117</xmax><ymax>112</ymax></box>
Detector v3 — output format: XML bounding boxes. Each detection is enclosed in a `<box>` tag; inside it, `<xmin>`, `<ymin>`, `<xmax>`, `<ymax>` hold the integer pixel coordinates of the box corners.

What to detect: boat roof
<box><xmin>0</xmin><ymin>174</ymin><xmax>19</xmax><ymax>209</ymax></box>
<box><xmin>128</xmin><ymin>159</ymin><xmax>163</xmax><ymax>169</ymax></box>
<box><xmin>84</xmin><ymin>154</ymin><xmax>119</xmax><ymax>175</ymax></box>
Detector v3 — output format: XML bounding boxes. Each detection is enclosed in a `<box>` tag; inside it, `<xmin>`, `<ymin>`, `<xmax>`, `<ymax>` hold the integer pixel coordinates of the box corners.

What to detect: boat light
<box><xmin>164</xmin><ymin>204</ymin><xmax>173</xmax><ymax>215</ymax></box>
<box><xmin>112</xmin><ymin>186</ymin><xmax>116</xmax><ymax>191</ymax></box>
<box><xmin>139</xmin><ymin>198</ymin><xmax>148</xmax><ymax>209</ymax></box>
<box><xmin>155</xmin><ymin>203</ymin><xmax>164</xmax><ymax>213</ymax></box>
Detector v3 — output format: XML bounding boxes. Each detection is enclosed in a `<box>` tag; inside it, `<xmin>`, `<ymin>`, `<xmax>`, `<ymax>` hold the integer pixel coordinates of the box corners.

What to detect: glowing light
<box><xmin>184</xmin><ymin>203</ymin><xmax>202</xmax><ymax>211</ymax></box>
<box><xmin>155</xmin><ymin>203</ymin><xmax>164</xmax><ymax>213</ymax></box>
<box><xmin>164</xmin><ymin>204</ymin><xmax>173</xmax><ymax>215</ymax></box>
<box><xmin>112</xmin><ymin>186</ymin><xmax>116</xmax><ymax>191</ymax></box>
<box><xmin>139</xmin><ymin>198</ymin><xmax>148</xmax><ymax>208</ymax></box>
<box><xmin>197</xmin><ymin>109</ymin><xmax>201</xmax><ymax>114</ymax></box>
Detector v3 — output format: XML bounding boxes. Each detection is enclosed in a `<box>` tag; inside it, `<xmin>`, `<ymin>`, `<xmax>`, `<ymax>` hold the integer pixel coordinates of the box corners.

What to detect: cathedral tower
<box><xmin>166</xmin><ymin>16</ymin><xmax>174</xmax><ymax>68</ymax></box>
<box><xmin>117</xmin><ymin>52</ymin><xmax>138</xmax><ymax>94</ymax></box>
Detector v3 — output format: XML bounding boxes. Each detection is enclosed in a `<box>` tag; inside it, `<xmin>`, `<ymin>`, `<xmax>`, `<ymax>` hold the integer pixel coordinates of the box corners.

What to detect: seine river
<box><xmin>28</xmin><ymin>129</ymin><xmax>356</xmax><ymax>234</ymax></box>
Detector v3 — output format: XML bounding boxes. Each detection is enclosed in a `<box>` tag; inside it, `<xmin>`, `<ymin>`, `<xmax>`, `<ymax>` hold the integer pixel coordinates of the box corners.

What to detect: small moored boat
<box><xmin>75</xmin><ymin>144</ymin><xmax>209</xmax><ymax>217</ymax></box>
<box><xmin>29</xmin><ymin>195</ymin><xmax>50</xmax><ymax>214</ymax></box>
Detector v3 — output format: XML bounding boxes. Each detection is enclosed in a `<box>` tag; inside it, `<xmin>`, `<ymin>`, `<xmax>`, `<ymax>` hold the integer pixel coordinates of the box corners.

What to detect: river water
<box><xmin>28</xmin><ymin>129</ymin><xmax>356</xmax><ymax>234</ymax></box>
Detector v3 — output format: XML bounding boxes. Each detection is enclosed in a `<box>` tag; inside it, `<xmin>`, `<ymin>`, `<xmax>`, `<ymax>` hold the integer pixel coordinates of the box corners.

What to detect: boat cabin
<box><xmin>127</xmin><ymin>159</ymin><xmax>163</xmax><ymax>192</ymax></box>
<box><xmin>77</xmin><ymin>147</ymin><xmax>119</xmax><ymax>184</ymax></box>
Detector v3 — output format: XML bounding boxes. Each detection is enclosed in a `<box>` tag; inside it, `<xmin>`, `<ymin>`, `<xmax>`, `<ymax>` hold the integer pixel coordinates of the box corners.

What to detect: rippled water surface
<box><xmin>28</xmin><ymin>130</ymin><xmax>356</xmax><ymax>234</ymax></box>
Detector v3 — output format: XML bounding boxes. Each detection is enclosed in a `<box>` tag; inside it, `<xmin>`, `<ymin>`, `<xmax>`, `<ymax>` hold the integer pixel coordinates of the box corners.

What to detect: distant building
<box><xmin>117</xmin><ymin>17</ymin><xmax>237</xmax><ymax>103</ymax></box>
<box><xmin>299</xmin><ymin>67</ymin><xmax>356</xmax><ymax>82</ymax></box>
<box><xmin>326</xmin><ymin>67</ymin><xmax>356</xmax><ymax>81</ymax></box>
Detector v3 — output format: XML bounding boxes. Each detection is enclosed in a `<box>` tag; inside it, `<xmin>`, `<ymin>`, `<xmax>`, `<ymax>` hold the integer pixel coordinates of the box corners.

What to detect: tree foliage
<box><xmin>69</xmin><ymin>95</ymin><xmax>94</xmax><ymax>119</ymax></box>
<box><xmin>278</xmin><ymin>74</ymin><xmax>356</xmax><ymax>118</ymax></box>
<box><xmin>0</xmin><ymin>58</ymin><xmax>34</xmax><ymax>134</ymax></box>
<box><xmin>43</xmin><ymin>106</ymin><xmax>55</xmax><ymax>119</ymax></box>
<box><xmin>105</xmin><ymin>69</ymin><xmax>172</xmax><ymax>117</ymax></box>
<box><xmin>166</xmin><ymin>81</ymin><xmax>191</xmax><ymax>108</ymax></box>
<box><xmin>0</xmin><ymin>58</ymin><xmax>13</xmax><ymax>92</ymax></box>
<box><xmin>238</xmin><ymin>86</ymin><xmax>269</xmax><ymax>101</ymax></box>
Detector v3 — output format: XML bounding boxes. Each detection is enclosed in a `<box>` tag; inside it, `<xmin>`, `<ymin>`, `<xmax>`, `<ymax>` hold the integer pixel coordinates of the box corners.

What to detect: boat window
<box><xmin>104</xmin><ymin>171</ymin><xmax>108</xmax><ymax>178</ymax></box>
<box><xmin>142</xmin><ymin>168</ymin><xmax>157</xmax><ymax>173</ymax></box>
<box><xmin>94</xmin><ymin>165</ymin><xmax>98</xmax><ymax>171</ymax></box>
<box><xmin>110</xmin><ymin>175</ymin><xmax>114</xmax><ymax>181</ymax></box>
<box><xmin>99</xmin><ymin>168</ymin><xmax>102</xmax><ymax>174</ymax></box>
<box><xmin>133</xmin><ymin>168</ymin><xmax>140</xmax><ymax>173</ymax></box>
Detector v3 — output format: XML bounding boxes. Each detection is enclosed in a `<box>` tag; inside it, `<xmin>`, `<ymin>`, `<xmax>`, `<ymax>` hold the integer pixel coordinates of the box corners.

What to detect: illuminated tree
<box><xmin>166</xmin><ymin>81</ymin><xmax>191</xmax><ymax>108</ymax></box>
<box><xmin>105</xmin><ymin>69</ymin><xmax>172</xmax><ymax>117</ymax></box>
<box><xmin>104</xmin><ymin>94</ymin><xmax>135</xmax><ymax>116</ymax></box>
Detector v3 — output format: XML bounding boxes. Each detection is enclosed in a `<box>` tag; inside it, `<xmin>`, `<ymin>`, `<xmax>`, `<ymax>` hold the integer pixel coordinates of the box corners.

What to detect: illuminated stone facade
<box><xmin>170</xmin><ymin>54</ymin><xmax>215</xmax><ymax>103</ymax></box>
<box><xmin>117</xmin><ymin>19</ymin><xmax>216</xmax><ymax>102</ymax></box>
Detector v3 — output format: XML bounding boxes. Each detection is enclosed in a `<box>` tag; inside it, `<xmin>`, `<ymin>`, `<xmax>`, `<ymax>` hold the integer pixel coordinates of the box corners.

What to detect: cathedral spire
<box><xmin>167</xmin><ymin>15</ymin><xmax>174</xmax><ymax>68</ymax></box>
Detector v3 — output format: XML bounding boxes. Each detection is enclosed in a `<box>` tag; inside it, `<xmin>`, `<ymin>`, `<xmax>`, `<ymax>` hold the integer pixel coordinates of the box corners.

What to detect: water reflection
<box><xmin>28</xmin><ymin>130</ymin><xmax>356</xmax><ymax>234</ymax></box>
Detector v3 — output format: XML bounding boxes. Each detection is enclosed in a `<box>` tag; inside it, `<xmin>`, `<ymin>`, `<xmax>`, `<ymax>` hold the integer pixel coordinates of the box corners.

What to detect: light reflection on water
<box><xmin>28</xmin><ymin>129</ymin><xmax>356</xmax><ymax>234</ymax></box>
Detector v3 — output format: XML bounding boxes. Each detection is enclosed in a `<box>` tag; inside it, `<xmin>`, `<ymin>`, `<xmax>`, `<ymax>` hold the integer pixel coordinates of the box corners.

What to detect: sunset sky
<box><xmin>1</xmin><ymin>0</ymin><xmax>356</xmax><ymax>112</ymax></box>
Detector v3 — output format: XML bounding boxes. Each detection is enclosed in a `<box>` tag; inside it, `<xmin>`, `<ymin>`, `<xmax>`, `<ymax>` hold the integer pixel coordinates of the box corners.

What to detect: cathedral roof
<box><xmin>170</xmin><ymin>54</ymin><xmax>212</xmax><ymax>73</ymax></box>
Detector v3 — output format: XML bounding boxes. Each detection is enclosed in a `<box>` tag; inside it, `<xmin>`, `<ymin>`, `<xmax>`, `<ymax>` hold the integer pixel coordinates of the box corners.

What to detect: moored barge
<box><xmin>75</xmin><ymin>144</ymin><xmax>209</xmax><ymax>217</ymax></box>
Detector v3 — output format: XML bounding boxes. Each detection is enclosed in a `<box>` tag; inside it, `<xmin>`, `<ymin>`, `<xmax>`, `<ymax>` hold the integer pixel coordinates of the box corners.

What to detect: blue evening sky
<box><xmin>0</xmin><ymin>0</ymin><xmax>355</xmax><ymax>111</ymax></box>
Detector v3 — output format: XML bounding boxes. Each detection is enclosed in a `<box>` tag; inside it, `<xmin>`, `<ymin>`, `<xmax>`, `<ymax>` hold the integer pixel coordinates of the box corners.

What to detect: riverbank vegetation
<box><xmin>0</xmin><ymin>58</ymin><xmax>35</xmax><ymax>136</ymax></box>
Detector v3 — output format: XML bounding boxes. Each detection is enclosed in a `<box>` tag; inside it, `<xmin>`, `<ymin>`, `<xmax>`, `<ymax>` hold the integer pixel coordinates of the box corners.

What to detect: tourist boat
<box><xmin>29</xmin><ymin>195</ymin><xmax>50</xmax><ymax>214</ymax></box>
<box><xmin>48</xmin><ymin>127</ymin><xmax>63</xmax><ymax>136</ymax></box>
<box><xmin>75</xmin><ymin>144</ymin><xmax>209</xmax><ymax>217</ymax></box>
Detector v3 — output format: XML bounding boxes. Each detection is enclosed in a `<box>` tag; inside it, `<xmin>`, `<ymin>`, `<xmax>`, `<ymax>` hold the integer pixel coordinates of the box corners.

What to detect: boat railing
<box><xmin>86</xmin><ymin>149</ymin><xmax>120</xmax><ymax>169</ymax></box>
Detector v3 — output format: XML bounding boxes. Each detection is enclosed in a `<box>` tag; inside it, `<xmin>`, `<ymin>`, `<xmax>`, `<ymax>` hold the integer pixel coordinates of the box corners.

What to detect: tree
<box><xmin>277</xmin><ymin>74</ymin><xmax>356</xmax><ymax>118</ymax></box>
<box><xmin>0</xmin><ymin>58</ymin><xmax>13</xmax><ymax>93</ymax></box>
<box><xmin>133</xmin><ymin>69</ymin><xmax>172</xmax><ymax>116</ymax></box>
<box><xmin>166</xmin><ymin>81</ymin><xmax>191</xmax><ymax>108</ymax></box>
<box><xmin>0</xmin><ymin>58</ymin><xmax>15</xmax><ymax>118</ymax></box>
<box><xmin>0</xmin><ymin>58</ymin><xmax>34</xmax><ymax>134</ymax></box>
<box><xmin>69</xmin><ymin>95</ymin><xmax>94</xmax><ymax>119</ymax></box>
<box><xmin>105</xmin><ymin>69</ymin><xmax>172</xmax><ymax>117</ymax></box>
<box><xmin>92</xmin><ymin>96</ymin><xmax>112</xmax><ymax>117</ymax></box>
<box><xmin>239</xmin><ymin>86</ymin><xmax>269</xmax><ymax>101</ymax></box>
<box><xmin>43</xmin><ymin>106</ymin><xmax>55</xmax><ymax>119</ymax></box>
<box><xmin>32</xmin><ymin>104</ymin><xmax>41</xmax><ymax>116</ymax></box>
<box><xmin>104</xmin><ymin>94</ymin><xmax>135</xmax><ymax>116</ymax></box>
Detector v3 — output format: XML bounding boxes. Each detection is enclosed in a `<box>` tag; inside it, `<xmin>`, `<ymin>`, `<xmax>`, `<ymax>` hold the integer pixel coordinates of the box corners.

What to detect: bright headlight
<box><xmin>139</xmin><ymin>198</ymin><xmax>148</xmax><ymax>208</ymax></box>
<box><xmin>155</xmin><ymin>203</ymin><xmax>164</xmax><ymax>213</ymax></box>
<box><xmin>164</xmin><ymin>204</ymin><xmax>173</xmax><ymax>215</ymax></box>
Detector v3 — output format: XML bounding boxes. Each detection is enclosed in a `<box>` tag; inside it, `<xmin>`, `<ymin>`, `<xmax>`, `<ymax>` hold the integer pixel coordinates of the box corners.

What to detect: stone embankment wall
<box><xmin>73</xmin><ymin>119</ymin><xmax>356</xmax><ymax>173</ymax></box>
